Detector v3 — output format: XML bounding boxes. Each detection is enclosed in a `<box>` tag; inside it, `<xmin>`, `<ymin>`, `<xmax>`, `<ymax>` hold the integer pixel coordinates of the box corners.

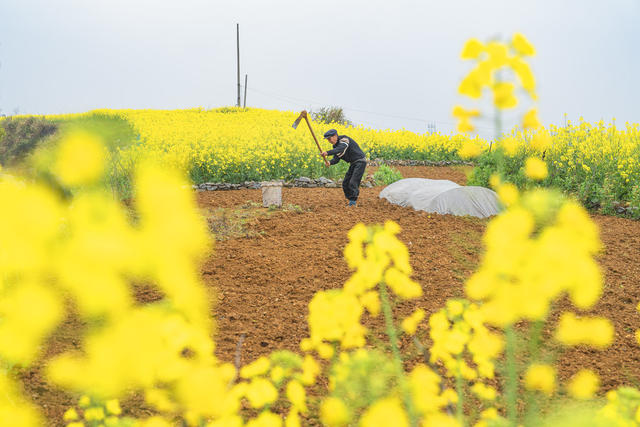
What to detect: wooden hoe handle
<box><xmin>302</xmin><ymin>112</ymin><xmax>330</xmax><ymax>167</ymax></box>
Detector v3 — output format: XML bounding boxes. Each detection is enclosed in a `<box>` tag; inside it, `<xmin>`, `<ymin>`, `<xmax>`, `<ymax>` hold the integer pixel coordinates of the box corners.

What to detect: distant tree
<box><xmin>0</xmin><ymin>117</ymin><xmax>57</xmax><ymax>166</ymax></box>
<box><xmin>310</xmin><ymin>106</ymin><xmax>352</xmax><ymax>127</ymax></box>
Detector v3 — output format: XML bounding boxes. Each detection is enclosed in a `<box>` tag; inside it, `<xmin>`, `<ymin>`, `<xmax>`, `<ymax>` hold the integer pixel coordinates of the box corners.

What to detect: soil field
<box><xmin>202</xmin><ymin>166</ymin><xmax>640</xmax><ymax>388</ymax></box>
<box><xmin>20</xmin><ymin>166</ymin><xmax>640</xmax><ymax>424</ymax></box>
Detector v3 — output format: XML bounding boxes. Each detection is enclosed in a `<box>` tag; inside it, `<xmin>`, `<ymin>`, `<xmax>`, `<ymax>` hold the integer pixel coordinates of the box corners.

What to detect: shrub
<box><xmin>0</xmin><ymin>117</ymin><xmax>58</xmax><ymax>166</ymax></box>
<box><xmin>310</xmin><ymin>106</ymin><xmax>352</xmax><ymax>126</ymax></box>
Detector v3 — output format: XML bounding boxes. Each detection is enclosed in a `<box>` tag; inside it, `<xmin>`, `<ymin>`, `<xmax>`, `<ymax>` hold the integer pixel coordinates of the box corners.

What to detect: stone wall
<box><xmin>193</xmin><ymin>176</ymin><xmax>377</xmax><ymax>191</ymax></box>
<box><xmin>192</xmin><ymin>159</ymin><xmax>470</xmax><ymax>192</ymax></box>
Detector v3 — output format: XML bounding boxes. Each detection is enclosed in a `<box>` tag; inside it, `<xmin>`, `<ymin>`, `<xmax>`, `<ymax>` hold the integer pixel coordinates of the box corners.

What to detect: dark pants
<box><xmin>342</xmin><ymin>161</ymin><xmax>367</xmax><ymax>201</ymax></box>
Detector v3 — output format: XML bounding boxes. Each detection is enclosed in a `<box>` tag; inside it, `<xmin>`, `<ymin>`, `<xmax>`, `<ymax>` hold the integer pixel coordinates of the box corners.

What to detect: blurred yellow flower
<box><xmin>512</xmin><ymin>33</ymin><xmax>536</xmax><ymax>56</ymax></box>
<box><xmin>471</xmin><ymin>382</ymin><xmax>497</xmax><ymax>401</ymax></box>
<box><xmin>524</xmin><ymin>364</ymin><xmax>555</xmax><ymax>396</ymax></box>
<box><xmin>286</xmin><ymin>380</ymin><xmax>307</xmax><ymax>413</ymax></box>
<box><xmin>401</xmin><ymin>308</ymin><xmax>425</xmax><ymax>335</ymax></box>
<box><xmin>63</xmin><ymin>408</ymin><xmax>79</xmax><ymax>421</ymax></box>
<box><xmin>105</xmin><ymin>399</ymin><xmax>121</xmax><ymax>416</ymax></box>
<box><xmin>567</xmin><ymin>369</ymin><xmax>600</xmax><ymax>399</ymax></box>
<box><xmin>246</xmin><ymin>378</ymin><xmax>278</xmax><ymax>409</ymax></box>
<box><xmin>460</xmin><ymin>38</ymin><xmax>484</xmax><ymax>59</ymax></box>
<box><xmin>458</xmin><ymin>140</ymin><xmax>484</xmax><ymax>159</ymax></box>
<box><xmin>524</xmin><ymin>157</ymin><xmax>548</xmax><ymax>180</ymax></box>
<box><xmin>555</xmin><ymin>312</ymin><xmax>614</xmax><ymax>348</ymax></box>
<box><xmin>320</xmin><ymin>397</ymin><xmax>350</xmax><ymax>427</ymax></box>
<box><xmin>241</xmin><ymin>357</ymin><xmax>271</xmax><ymax>379</ymax></box>
<box><xmin>360</xmin><ymin>397</ymin><xmax>408</xmax><ymax>427</ymax></box>
<box><xmin>496</xmin><ymin>183</ymin><xmax>519</xmax><ymax>206</ymax></box>
<box><xmin>53</xmin><ymin>131</ymin><xmax>107</xmax><ymax>186</ymax></box>
<box><xmin>523</xmin><ymin>108</ymin><xmax>541</xmax><ymax>130</ymax></box>
<box><xmin>492</xmin><ymin>82</ymin><xmax>518</xmax><ymax>109</ymax></box>
<box><xmin>531</xmin><ymin>131</ymin><xmax>552</xmax><ymax>151</ymax></box>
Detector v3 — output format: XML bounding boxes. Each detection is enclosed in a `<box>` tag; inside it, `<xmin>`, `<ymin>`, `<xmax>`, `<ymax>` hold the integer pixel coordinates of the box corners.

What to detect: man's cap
<box><xmin>323</xmin><ymin>129</ymin><xmax>338</xmax><ymax>139</ymax></box>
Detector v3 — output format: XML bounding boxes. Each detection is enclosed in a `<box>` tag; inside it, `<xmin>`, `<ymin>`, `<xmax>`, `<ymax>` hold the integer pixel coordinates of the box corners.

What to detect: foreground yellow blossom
<box><xmin>525</xmin><ymin>364</ymin><xmax>556</xmax><ymax>396</ymax></box>
<box><xmin>567</xmin><ymin>369</ymin><xmax>600</xmax><ymax>399</ymax></box>
<box><xmin>524</xmin><ymin>156</ymin><xmax>548</xmax><ymax>180</ymax></box>
<box><xmin>555</xmin><ymin>312</ymin><xmax>614</xmax><ymax>348</ymax></box>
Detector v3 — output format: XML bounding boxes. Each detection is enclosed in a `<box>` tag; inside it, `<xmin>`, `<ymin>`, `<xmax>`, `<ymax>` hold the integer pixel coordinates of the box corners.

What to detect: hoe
<box><xmin>291</xmin><ymin>110</ymin><xmax>330</xmax><ymax>167</ymax></box>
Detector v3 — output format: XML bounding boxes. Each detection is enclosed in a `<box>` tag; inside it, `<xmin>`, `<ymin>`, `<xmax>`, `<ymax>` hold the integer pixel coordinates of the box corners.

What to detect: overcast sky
<box><xmin>1</xmin><ymin>0</ymin><xmax>639</xmax><ymax>138</ymax></box>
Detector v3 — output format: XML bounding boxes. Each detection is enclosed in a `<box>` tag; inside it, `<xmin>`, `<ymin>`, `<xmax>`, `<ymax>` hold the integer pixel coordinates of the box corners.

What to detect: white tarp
<box><xmin>379</xmin><ymin>178</ymin><xmax>502</xmax><ymax>218</ymax></box>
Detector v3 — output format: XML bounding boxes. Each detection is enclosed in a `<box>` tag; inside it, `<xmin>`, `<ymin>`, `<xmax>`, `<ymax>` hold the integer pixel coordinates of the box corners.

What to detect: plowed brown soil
<box><xmin>201</xmin><ymin>166</ymin><xmax>640</xmax><ymax>389</ymax></box>
<box><xmin>21</xmin><ymin>166</ymin><xmax>640</xmax><ymax>424</ymax></box>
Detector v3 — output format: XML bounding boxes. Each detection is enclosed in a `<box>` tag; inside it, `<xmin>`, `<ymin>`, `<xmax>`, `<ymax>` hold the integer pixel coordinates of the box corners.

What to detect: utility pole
<box><xmin>243</xmin><ymin>74</ymin><xmax>248</xmax><ymax>108</ymax></box>
<box><xmin>236</xmin><ymin>23</ymin><xmax>241</xmax><ymax>107</ymax></box>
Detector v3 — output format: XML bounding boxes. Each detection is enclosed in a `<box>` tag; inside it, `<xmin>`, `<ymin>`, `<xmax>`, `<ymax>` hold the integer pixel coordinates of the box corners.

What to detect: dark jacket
<box><xmin>326</xmin><ymin>135</ymin><xmax>366</xmax><ymax>165</ymax></box>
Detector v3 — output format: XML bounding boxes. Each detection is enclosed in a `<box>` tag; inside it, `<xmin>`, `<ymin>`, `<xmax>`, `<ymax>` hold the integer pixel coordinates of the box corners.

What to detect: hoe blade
<box><xmin>291</xmin><ymin>111</ymin><xmax>306</xmax><ymax>129</ymax></box>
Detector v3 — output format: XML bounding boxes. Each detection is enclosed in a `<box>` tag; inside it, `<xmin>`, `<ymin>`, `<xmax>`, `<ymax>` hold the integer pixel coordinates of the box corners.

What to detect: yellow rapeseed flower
<box><xmin>496</xmin><ymin>183</ymin><xmax>519</xmax><ymax>207</ymax></box>
<box><xmin>105</xmin><ymin>399</ymin><xmax>121</xmax><ymax>416</ymax></box>
<box><xmin>84</xmin><ymin>407</ymin><xmax>105</xmax><ymax>421</ymax></box>
<box><xmin>492</xmin><ymin>82</ymin><xmax>518</xmax><ymax>109</ymax></box>
<box><xmin>63</xmin><ymin>408</ymin><xmax>79</xmax><ymax>421</ymax></box>
<box><xmin>523</xmin><ymin>108</ymin><xmax>541</xmax><ymax>130</ymax></box>
<box><xmin>320</xmin><ymin>397</ymin><xmax>350</xmax><ymax>427</ymax></box>
<box><xmin>471</xmin><ymin>382</ymin><xmax>497</xmax><ymax>401</ymax></box>
<box><xmin>524</xmin><ymin>364</ymin><xmax>555</xmax><ymax>396</ymax></box>
<box><xmin>555</xmin><ymin>312</ymin><xmax>614</xmax><ymax>348</ymax></box>
<box><xmin>460</xmin><ymin>38</ymin><xmax>484</xmax><ymax>59</ymax></box>
<box><xmin>567</xmin><ymin>369</ymin><xmax>600</xmax><ymax>399</ymax></box>
<box><xmin>286</xmin><ymin>380</ymin><xmax>307</xmax><ymax>413</ymax></box>
<box><xmin>401</xmin><ymin>309</ymin><xmax>425</xmax><ymax>335</ymax></box>
<box><xmin>241</xmin><ymin>357</ymin><xmax>271</xmax><ymax>379</ymax></box>
<box><xmin>458</xmin><ymin>140</ymin><xmax>484</xmax><ymax>159</ymax></box>
<box><xmin>360</xmin><ymin>397</ymin><xmax>408</xmax><ymax>427</ymax></box>
<box><xmin>246</xmin><ymin>378</ymin><xmax>278</xmax><ymax>409</ymax></box>
<box><xmin>499</xmin><ymin>137</ymin><xmax>519</xmax><ymax>156</ymax></box>
<box><xmin>245</xmin><ymin>411</ymin><xmax>281</xmax><ymax>427</ymax></box>
<box><xmin>384</xmin><ymin>267</ymin><xmax>423</xmax><ymax>299</ymax></box>
<box><xmin>531</xmin><ymin>131</ymin><xmax>552</xmax><ymax>151</ymax></box>
<box><xmin>300</xmin><ymin>355</ymin><xmax>320</xmax><ymax>385</ymax></box>
<box><xmin>524</xmin><ymin>157</ymin><xmax>548</xmax><ymax>180</ymax></box>
<box><xmin>512</xmin><ymin>33</ymin><xmax>536</xmax><ymax>56</ymax></box>
<box><xmin>359</xmin><ymin>291</ymin><xmax>380</xmax><ymax>317</ymax></box>
<box><xmin>53</xmin><ymin>131</ymin><xmax>107</xmax><ymax>186</ymax></box>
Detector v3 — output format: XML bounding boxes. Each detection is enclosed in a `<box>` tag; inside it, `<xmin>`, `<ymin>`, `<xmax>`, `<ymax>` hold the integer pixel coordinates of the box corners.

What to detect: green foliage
<box><xmin>468</xmin><ymin>145</ymin><xmax>640</xmax><ymax>217</ymax></box>
<box><xmin>329</xmin><ymin>349</ymin><xmax>398</xmax><ymax>414</ymax></box>
<box><xmin>0</xmin><ymin>116</ymin><xmax>58</xmax><ymax>166</ymax></box>
<box><xmin>51</xmin><ymin>113</ymin><xmax>139</xmax><ymax>152</ymax></box>
<box><xmin>372</xmin><ymin>164</ymin><xmax>404</xmax><ymax>186</ymax></box>
<box><xmin>310</xmin><ymin>106</ymin><xmax>352</xmax><ymax>127</ymax></box>
<box><xmin>213</xmin><ymin>106</ymin><xmax>249</xmax><ymax>114</ymax></box>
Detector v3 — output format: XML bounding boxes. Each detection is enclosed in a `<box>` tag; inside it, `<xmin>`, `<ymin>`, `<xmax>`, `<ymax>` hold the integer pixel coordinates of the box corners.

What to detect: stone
<box><xmin>261</xmin><ymin>181</ymin><xmax>283</xmax><ymax>207</ymax></box>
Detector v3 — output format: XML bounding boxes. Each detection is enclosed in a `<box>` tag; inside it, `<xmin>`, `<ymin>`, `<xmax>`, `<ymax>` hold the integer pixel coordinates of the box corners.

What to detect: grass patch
<box><xmin>205</xmin><ymin>201</ymin><xmax>308</xmax><ymax>240</ymax></box>
<box><xmin>372</xmin><ymin>164</ymin><xmax>403</xmax><ymax>186</ymax></box>
<box><xmin>447</xmin><ymin>226</ymin><xmax>483</xmax><ymax>285</ymax></box>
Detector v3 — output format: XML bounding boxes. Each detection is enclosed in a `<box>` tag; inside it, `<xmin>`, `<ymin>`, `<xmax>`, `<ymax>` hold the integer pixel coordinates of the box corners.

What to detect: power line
<box><xmin>241</xmin><ymin>85</ymin><xmax>496</xmax><ymax>131</ymax></box>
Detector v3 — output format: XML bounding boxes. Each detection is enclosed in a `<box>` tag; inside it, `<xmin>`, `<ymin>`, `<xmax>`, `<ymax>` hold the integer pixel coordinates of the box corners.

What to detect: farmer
<box><xmin>321</xmin><ymin>129</ymin><xmax>367</xmax><ymax>206</ymax></box>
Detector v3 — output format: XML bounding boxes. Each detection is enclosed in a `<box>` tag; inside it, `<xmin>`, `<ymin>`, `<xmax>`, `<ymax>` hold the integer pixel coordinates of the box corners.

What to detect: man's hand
<box><xmin>321</xmin><ymin>151</ymin><xmax>328</xmax><ymax>157</ymax></box>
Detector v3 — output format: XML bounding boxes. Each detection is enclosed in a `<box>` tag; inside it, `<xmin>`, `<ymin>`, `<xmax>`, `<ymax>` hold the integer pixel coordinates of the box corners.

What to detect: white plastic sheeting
<box><xmin>379</xmin><ymin>178</ymin><xmax>502</xmax><ymax>218</ymax></box>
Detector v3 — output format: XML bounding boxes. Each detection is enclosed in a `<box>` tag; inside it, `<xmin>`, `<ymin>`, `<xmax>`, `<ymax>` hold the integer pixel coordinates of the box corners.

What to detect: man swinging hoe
<box><xmin>292</xmin><ymin>110</ymin><xmax>367</xmax><ymax>207</ymax></box>
<box><xmin>321</xmin><ymin>129</ymin><xmax>367</xmax><ymax>207</ymax></box>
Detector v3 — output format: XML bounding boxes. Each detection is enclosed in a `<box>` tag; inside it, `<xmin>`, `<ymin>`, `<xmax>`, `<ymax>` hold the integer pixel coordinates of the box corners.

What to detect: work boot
<box><xmin>347</xmin><ymin>200</ymin><xmax>357</xmax><ymax>207</ymax></box>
